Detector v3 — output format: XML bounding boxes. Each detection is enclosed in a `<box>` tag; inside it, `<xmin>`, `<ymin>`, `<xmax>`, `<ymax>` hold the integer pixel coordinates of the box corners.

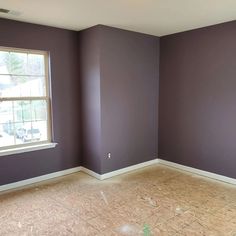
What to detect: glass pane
<box><xmin>0</xmin><ymin>101</ymin><xmax>14</xmax><ymax>147</ymax></box>
<box><xmin>0</xmin><ymin>75</ymin><xmax>12</xmax><ymax>96</ymax></box>
<box><xmin>0</xmin><ymin>123</ymin><xmax>15</xmax><ymax>147</ymax></box>
<box><xmin>0</xmin><ymin>101</ymin><xmax>13</xmax><ymax>129</ymax></box>
<box><xmin>32</xmin><ymin>121</ymin><xmax>48</xmax><ymax>141</ymax></box>
<box><xmin>31</xmin><ymin>100</ymin><xmax>47</xmax><ymax>121</ymax></box>
<box><xmin>14</xmin><ymin>121</ymin><xmax>48</xmax><ymax>144</ymax></box>
<box><xmin>0</xmin><ymin>51</ymin><xmax>10</xmax><ymax>74</ymax></box>
<box><xmin>13</xmin><ymin>100</ymin><xmax>48</xmax><ymax>144</ymax></box>
<box><xmin>14</xmin><ymin>101</ymin><xmax>31</xmax><ymax>122</ymax></box>
<box><xmin>27</xmin><ymin>76</ymin><xmax>46</xmax><ymax>96</ymax></box>
<box><xmin>0</xmin><ymin>49</ymin><xmax>49</xmax><ymax>149</ymax></box>
<box><xmin>15</xmin><ymin>122</ymin><xmax>29</xmax><ymax>144</ymax></box>
<box><xmin>15</xmin><ymin>122</ymin><xmax>25</xmax><ymax>145</ymax></box>
<box><xmin>10</xmin><ymin>52</ymin><xmax>27</xmax><ymax>75</ymax></box>
<box><xmin>16</xmin><ymin>121</ymin><xmax>47</xmax><ymax>143</ymax></box>
<box><xmin>0</xmin><ymin>75</ymin><xmax>46</xmax><ymax>97</ymax></box>
<box><xmin>28</xmin><ymin>54</ymin><xmax>45</xmax><ymax>76</ymax></box>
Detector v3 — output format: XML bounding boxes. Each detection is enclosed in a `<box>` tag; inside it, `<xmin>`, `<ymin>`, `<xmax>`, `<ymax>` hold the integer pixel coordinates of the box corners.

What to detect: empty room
<box><xmin>0</xmin><ymin>0</ymin><xmax>236</xmax><ymax>235</ymax></box>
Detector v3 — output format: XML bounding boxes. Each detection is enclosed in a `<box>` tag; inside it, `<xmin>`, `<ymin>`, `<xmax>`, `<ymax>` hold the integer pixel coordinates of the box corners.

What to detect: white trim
<box><xmin>100</xmin><ymin>159</ymin><xmax>159</xmax><ymax>180</ymax></box>
<box><xmin>158</xmin><ymin>159</ymin><xmax>236</xmax><ymax>185</ymax></box>
<box><xmin>0</xmin><ymin>143</ymin><xmax>58</xmax><ymax>157</ymax></box>
<box><xmin>0</xmin><ymin>166</ymin><xmax>81</xmax><ymax>192</ymax></box>
<box><xmin>80</xmin><ymin>167</ymin><xmax>102</xmax><ymax>180</ymax></box>
<box><xmin>82</xmin><ymin>159</ymin><xmax>159</xmax><ymax>180</ymax></box>
<box><xmin>0</xmin><ymin>159</ymin><xmax>159</xmax><ymax>192</ymax></box>
<box><xmin>1</xmin><ymin>157</ymin><xmax>235</xmax><ymax>193</ymax></box>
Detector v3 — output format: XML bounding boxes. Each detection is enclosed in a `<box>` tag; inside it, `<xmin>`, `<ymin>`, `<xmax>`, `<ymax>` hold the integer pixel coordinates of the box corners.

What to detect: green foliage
<box><xmin>4</xmin><ymin>53</ymin><xmax>24</xmax><ymax>74</ymax></box>
<box><xmin>4</xmin><ymin>52</ymin><xmax>27</xmax><ymax>84</ymax></box>
<box><xmin>15</xmin><ymin>100</ymin><xmax>47</xmax><ymax>122</ymax></box>
<box><xmin>16</xmin><ymin>101</ymin><xmax>31</xmax><ymax>122</ymax></box>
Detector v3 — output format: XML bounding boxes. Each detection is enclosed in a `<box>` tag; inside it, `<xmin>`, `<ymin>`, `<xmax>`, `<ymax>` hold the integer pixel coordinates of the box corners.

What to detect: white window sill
<box><xmin>0</xmin><ymin>143</ymin><xmax>58</xmax><ymax>157</ymax></box>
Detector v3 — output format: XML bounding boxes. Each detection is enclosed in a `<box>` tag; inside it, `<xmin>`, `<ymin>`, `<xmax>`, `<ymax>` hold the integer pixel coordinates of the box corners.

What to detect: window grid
<box><xmin>0</xmin><ymin>46</ymin><xmax>52</xmax><ymax>151</ymax></box>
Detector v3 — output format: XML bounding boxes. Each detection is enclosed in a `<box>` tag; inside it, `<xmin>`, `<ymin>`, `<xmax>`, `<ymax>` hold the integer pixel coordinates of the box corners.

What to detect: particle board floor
<box><xmin>0</xmin><ymin>164</ymin><xmax>236</xmax><ymax>235</ymax></box>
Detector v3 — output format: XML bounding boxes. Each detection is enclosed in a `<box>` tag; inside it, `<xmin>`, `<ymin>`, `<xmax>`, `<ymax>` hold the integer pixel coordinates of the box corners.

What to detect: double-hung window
<box><xmin>0</xmin><ymin>47</ymin><xmax>53</xmax><ymax>152</ymax></box>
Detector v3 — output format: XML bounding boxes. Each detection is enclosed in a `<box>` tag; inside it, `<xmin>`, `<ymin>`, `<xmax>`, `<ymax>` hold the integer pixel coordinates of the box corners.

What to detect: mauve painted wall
<box><xmin>100</xmin><ymin>26</ymin><xmax>159</xmax><ymax>174</ymax></box>
<box><xmin>79</xmin><ymin>25</ymin><xmax>159</xmax><ymax>174</ymax></box>
<box><xmin>0</xmin><ymin>18</ymin><xmax>81</xmax><ymax>185</ymax></box>
<box><xmin>79</xmin><ymin>27</ymin><xmax>102</xmax><ymax>173</ymax></box>
<box><xmin>159</xmin><ymin>20</ymin><xmax>236</xmax><ymax>178</ymax></box>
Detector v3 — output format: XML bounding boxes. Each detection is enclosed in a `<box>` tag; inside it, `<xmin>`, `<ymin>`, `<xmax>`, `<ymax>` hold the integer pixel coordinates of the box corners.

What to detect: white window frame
<box><xmin>0</xmin><ymin>46</ymin><xmax>57</xmax><ymax>155</ymax></box>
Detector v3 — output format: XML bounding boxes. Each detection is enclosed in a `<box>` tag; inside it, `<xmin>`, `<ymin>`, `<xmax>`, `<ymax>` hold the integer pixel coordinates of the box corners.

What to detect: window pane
<box><xmin>0</xmin><ymin>47</ymin><xmax>50</xmax><ymax>149</ymax></box>
<box><xmin>0</xmin><ymin>123</ymin><xmax>15</xmax><ymax>147</ymax></box>
<box><xmin>32</xmin><ymin>121</ymin><xmax>48</xmax><ymax>141</ymax></box>
<box><xmin>28</xmin><ymin>54</ymin><xmax>45</xmax><ymax>76</ymax></box>
<box><xmin>13</xmin><ymin>101</ymin><xmax>48</xmax><ymax>143</ymax></box>
<box><xmin>0</xmin><ymin>101</ymin><xmax>14</xmax><ymax>147</ymax></box>
<box><xmin>10</xmin><ymin>52</ymin><xmax>27</xmax><ymax>75</ymax></box>
<box><xmin>31</xmin><ymin>100</ymin><xmax>47</xmax><ymax>121</ymax></box>
<box><xmin>15</xmin><ymin>122</ymin><xmax>27</xmax><ymax>145</ymax></box>
<box><xmin>0</xmin><ymin>51</ymin><xmax>10</xmax><ymax>74</ymax></box>
<box><xmin>14</xmin><ymin>122</ymin><xmax>34</xmax><ymax>144</ymax></box>
<box><xmin>15</xmin><ymin>121</ymin><xmax>47</xmax><ymax>143</ymax></box>
<box><xmin>0</xmin><ymin>75</ymin><xmax>12</xmax><ymax>94</ymax></box>
<box><xmin>14</xmin><ymin>101</ymin><xmax>31</xmax><ymax>122</ymax></box>
<box><xmin>0</xmin><ymin>101</ymin><xmax>13</xmax><ymax>129</ymax></box>
<box><xmin>0</xmin><ymin>75</ymin><xmax>46</xmax><ymax>97</ymax></box>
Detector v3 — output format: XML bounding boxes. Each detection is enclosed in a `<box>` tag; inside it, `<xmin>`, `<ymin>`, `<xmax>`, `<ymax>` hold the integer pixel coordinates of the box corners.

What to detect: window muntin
<box><xmin>0</xmin><ymin>47</ymin><xmax>51</xmax><ymax>150</ymax></box>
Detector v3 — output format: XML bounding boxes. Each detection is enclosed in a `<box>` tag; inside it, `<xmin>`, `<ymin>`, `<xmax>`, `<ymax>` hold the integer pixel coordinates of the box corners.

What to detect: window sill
<box><xmin>0</xmin><ymin>143</ymin><xmax>58</xmax><ymax>157</ymax></box>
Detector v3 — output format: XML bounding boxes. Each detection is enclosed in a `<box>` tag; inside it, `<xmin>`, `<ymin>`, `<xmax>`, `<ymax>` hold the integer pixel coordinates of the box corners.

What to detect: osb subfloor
<box><xmin>0</xmin><ymin>164</ymin><xmax>236</xmax><ymax>236</ymax></box>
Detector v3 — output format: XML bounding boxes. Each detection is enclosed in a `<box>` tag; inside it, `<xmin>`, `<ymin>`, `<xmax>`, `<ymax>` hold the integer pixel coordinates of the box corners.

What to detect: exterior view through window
<box><xmin>0</xmin><ymin>47</ymin><xmax>51</xmax><ymax>150</ymax></box>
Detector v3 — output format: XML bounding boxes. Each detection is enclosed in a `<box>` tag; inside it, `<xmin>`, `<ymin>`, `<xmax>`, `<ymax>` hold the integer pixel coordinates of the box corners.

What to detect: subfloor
<box><xmin>0</xmin><ymin>164</ymin><xmax>236</xmax><ymax>236</ymax></box>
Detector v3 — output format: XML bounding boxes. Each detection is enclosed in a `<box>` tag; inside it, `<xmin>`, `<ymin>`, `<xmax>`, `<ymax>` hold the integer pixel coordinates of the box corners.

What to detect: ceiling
<box><xmin>0</xmin><ymin>0</ymin><xmax>236</xmax><ymax>36</ymax></box>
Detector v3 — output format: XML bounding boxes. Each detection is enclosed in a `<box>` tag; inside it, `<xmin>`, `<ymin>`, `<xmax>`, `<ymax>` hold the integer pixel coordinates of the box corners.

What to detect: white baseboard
<box><xmin>100</xmin><ymin>159</ymin><xmax>159</xmax><ymax>180</ymax></box>
<box><xmin>0</xmin><ymin>159</ymin><xmax>158</xmax><ymax>193</ymax></box>
<box><xmin>0</xmin><ymin>166</ymin><xmax>81</xmax><ymax>193</ymax></box>
<box><xmin>1</xmin><ymin>158</ymin><xmax>235</xmax><ymax>193</ymax></box>
<box><xmin>81</xmin><ymin>159</ymin><xmax>159</xmax><ymax>180</ymax></box>
<box><xmin>158</xmin><ymin>159</ymin><xmax>236</xmax><ymax>185</ymax></box>
<box><xmin>80</xmin><ymin>167</ymin><xmax>102</xmax><ymax>180</ymax></box>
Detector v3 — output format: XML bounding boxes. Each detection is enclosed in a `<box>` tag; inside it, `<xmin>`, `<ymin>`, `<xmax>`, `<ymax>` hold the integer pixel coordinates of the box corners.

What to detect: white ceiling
<box><xmin>0</xmin><ymin>0</ymin><xmax>236</xmax><ymax>36</ymax></box>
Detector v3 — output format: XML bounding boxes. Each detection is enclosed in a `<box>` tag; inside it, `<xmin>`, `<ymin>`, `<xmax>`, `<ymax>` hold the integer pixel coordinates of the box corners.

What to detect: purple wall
<box><xmin>159</xmin><ymin>21</ymin><xmax>236</xmax><ymax>178</ymax></box>
<box><xmin>0</xmin><ymin>19</ymin><xmax>159</xmax><ymax>182</ymax></box>
<box><xmin>80</xmin><ymin>25</ymin><xmax>159</xmax><ymax>174</ymax></box>
<box><xmin>0</xmin><ymin>18</ymin><xmax>81</xmax><ymax>185</ymax></box>
<box><xmin>100</xmin><ymin>26</ymin><xmax>159</xmax><ymax>174</ymax></box>
<box><xmin>79</xmin><ymin>27</ymin><xmax>102</xmax><ymax>173</ymax></box>
<box><xmin>3</xmin><ymin>16</ymin><xmax>235</xmax><ymax>183</ymax></box>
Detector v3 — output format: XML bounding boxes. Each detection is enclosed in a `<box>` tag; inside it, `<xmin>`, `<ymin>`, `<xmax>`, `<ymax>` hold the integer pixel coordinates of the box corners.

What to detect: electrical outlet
<box><xmin>107</xmin><ymin>153</ymin><xmax>111</xmax><ymax>159</ymax></box>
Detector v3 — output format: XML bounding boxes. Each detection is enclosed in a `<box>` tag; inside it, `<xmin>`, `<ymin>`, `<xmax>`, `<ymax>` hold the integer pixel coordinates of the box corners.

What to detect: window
<box><xmin>0</xmin><ymin>47</ymin><xmax>52</xmax><ymax>151</ymax></box>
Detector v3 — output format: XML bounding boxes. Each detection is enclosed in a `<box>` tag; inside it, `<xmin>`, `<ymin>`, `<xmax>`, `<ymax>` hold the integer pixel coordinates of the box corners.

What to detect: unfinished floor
<box><xmin>0</xmin><ymin>164</ymin><xmax>236</xmax><ymax>236</ymax></box>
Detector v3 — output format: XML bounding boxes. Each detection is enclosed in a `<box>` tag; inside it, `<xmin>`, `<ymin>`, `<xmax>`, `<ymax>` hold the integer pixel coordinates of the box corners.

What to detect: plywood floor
<box><xmin>0</xmin><ymin>164</ymin><xmax>236</xmax><ymax>235</ymax></box>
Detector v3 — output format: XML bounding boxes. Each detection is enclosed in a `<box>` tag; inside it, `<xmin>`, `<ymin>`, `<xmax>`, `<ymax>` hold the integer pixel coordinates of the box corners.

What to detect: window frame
<box><xmin>0</xmin><ymin>46</ymin><xmax>53</xmax><ymax>151</ymax></box>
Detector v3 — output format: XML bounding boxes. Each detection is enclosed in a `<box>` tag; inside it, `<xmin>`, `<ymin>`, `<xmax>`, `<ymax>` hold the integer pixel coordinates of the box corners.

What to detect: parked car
<box><xmin>22</xmin><ymin>128</ymin><xmax>41</xmax><ymax>142</ymax></box>
<box><xmin>16</xmin><ymin>128</ymin><xmax>26</xmax><ymax>139</ymax></box>
<box><xmin>16</xmin><ymin>127</ymin><xmax>41</xmax><ymax>142</ymax></box>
